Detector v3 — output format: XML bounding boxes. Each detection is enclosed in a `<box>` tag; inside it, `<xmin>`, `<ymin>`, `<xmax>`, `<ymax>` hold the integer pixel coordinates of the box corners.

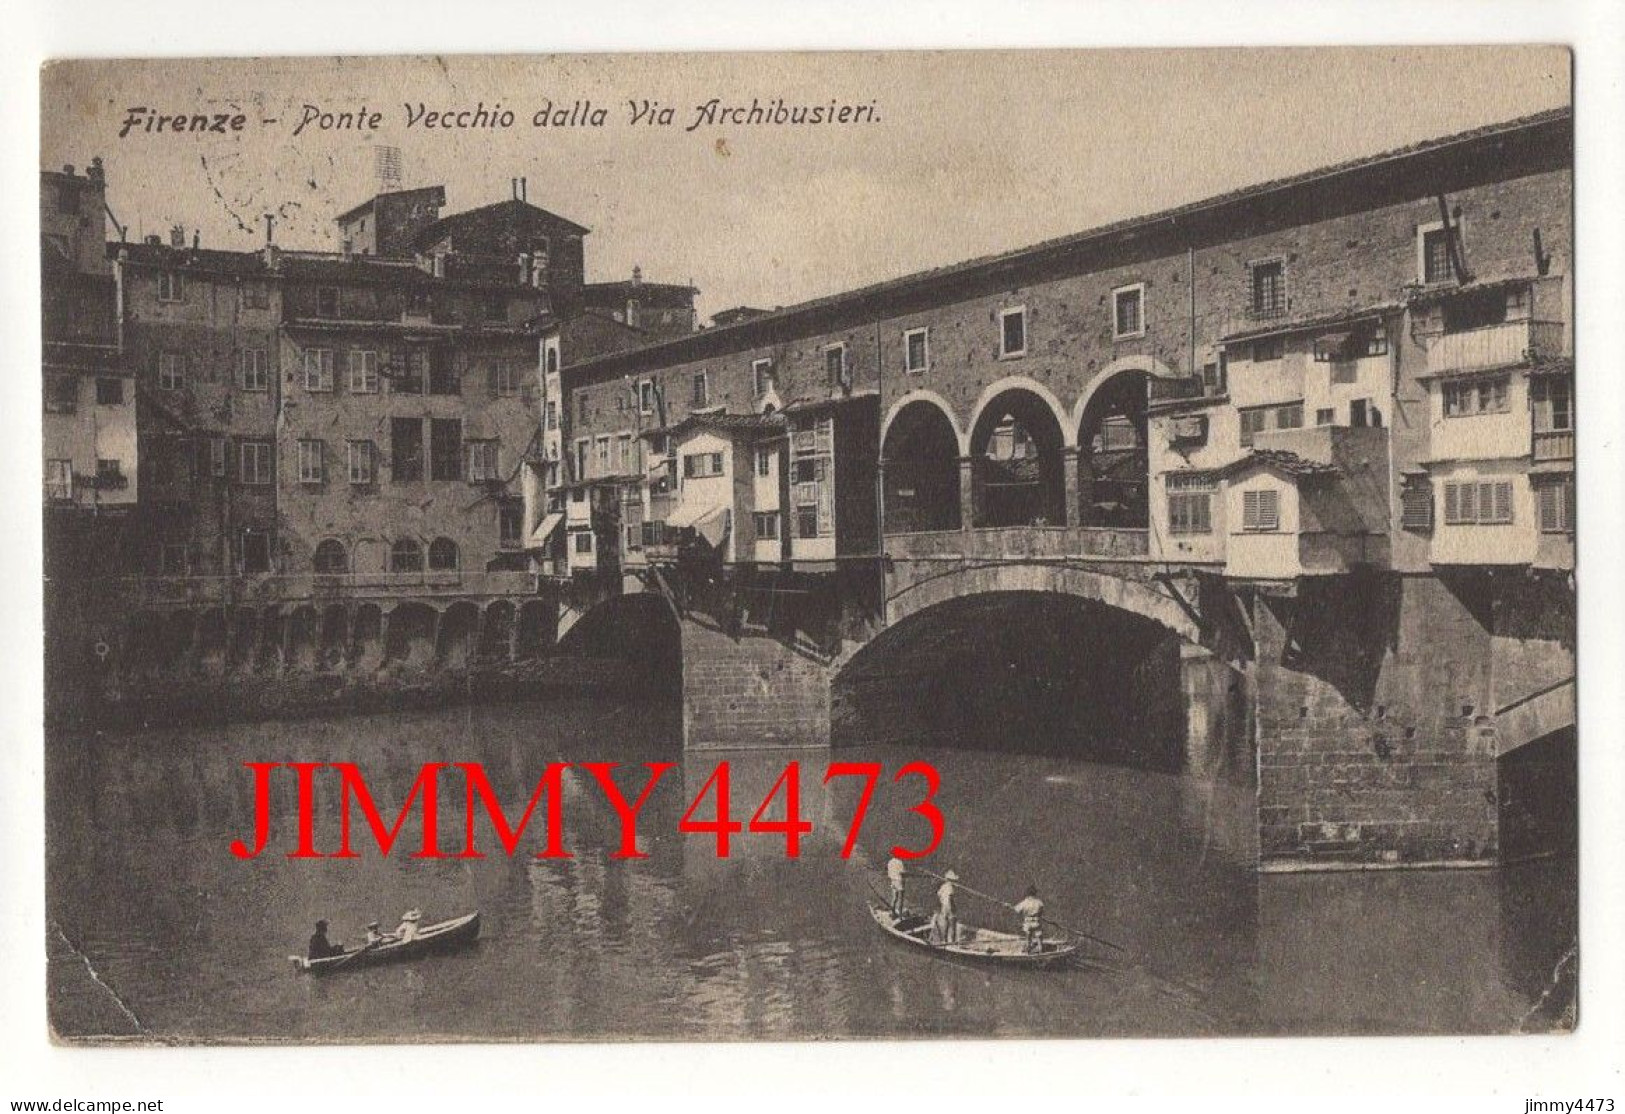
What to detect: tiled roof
<box><xmin>644</xmin><ymin>411</ymin><xmax>786</xmax><ymax>439</ymax></box>
<box><xmin>1222</xmin><ymin>302</ymin><xmax>1401</xmax><ymax>344</ymax></box>
<box><xmin>334</xmin><ymin>185</ymin><xmax>446</xmax><ymax>225</ymax></box>
<box><xmin>1216</xmin><ymin>449</ymin><xmax>1341</xmax><ymax>480</ymax></box>
<box><xmin>410</xmin><ymin>199</ymin><xmax>590</xmax><ymax>251</ymax></box>
<box><xmin>109</xmin><ymin>241</ymin><xmax>269</xmax><ymax>274</ymax></box>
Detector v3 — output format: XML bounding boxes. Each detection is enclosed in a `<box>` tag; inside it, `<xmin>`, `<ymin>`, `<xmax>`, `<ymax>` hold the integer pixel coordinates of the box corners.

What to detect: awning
<box><xmin>664</xmin><ymin>501</ymin><xmax>714</xmax><ymax>529</ymax></box>
<box><xmin>663</xmin><ymin>502</ymin><xmax>729</xmax><ymax>547</ymax></box>
<box><xmin>527</xmin><ymin>512</ymin><xmax>564</xmax><ymax>549</ymax></box>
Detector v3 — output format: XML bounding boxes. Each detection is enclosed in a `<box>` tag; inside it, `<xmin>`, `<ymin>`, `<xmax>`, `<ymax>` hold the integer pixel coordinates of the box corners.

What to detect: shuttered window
<box><xmin>1443</xmin><ymin>480</ymin><xmax>1514</xmax><ymax>525</ymax></box>
<box><xmin>1536</xmin><ymin>477</ymin><xmax>1575</xmax><ymax>533</ymax></box>
<box><xmin>1401</xmin><ymin>484</ymin><xmax>1433</xmax><ymax>531</ymax></box>
<box><xmin>1241</xmin><ymin>489</ymin><xmax>1280</xmax><ymax>532</ymax></box>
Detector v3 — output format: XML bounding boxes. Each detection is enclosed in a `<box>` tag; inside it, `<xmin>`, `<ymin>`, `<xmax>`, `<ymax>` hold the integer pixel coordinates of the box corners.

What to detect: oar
<box><xmin>911</xmin><ymin>866</ymin><xmax>1126</xmax><ymax>954</ymax></box>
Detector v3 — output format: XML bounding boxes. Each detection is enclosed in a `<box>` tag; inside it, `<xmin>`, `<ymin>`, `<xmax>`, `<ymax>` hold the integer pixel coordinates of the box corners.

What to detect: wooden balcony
<box><xmin>1533</xmin><ymin>429</ymin><xmax>1575</xmax><ymax>462</ymax></box>
<box><xmin>1427</xmin><ymin>319</ymin><xmax>1564</xmax><ymax>375</ymax></box>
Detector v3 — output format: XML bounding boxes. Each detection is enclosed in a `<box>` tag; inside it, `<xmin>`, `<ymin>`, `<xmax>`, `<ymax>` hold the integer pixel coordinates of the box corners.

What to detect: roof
<box><xmin>565</xmin><ymin>106</ymin><xmax>1571</xmax><ymax>381</ymax></box>
<box><xmin>1222</xmin><ymin>302</ymin><xmax>1402</xmax><ymax>344</ymax></box>
<box><xmin>583</xmin><ymin>279</ymin><xmax>699</xmax><ymax>297</ymax></box>
<box><xmin>642</xmin><ymin>411</ymin><xmax>786</xmax><ymax>440</ymax></box>
<box><xmin>410</xmin><ymin>198</ymin><xmax>590</xmax><ymax>252</ymax></box>
<box><xmin>109</xmin><ymin>240</ymin><xmax>269</xmax><ymax>275</ymax></box>
<box><xmin>1216</xmin><ymin>450</ymin><xmax>1341</xmax><ymax>480</ymax></box>
<box><xmin>335</xmin><ymin>185</ymin><xmax>446</xmax><ymax>225</ymax></box>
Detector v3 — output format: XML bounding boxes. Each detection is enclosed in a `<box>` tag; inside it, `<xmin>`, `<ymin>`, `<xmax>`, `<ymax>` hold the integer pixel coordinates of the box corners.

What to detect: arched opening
<box><xmin>385</xmin><ymin>602</ymin><xmax>437</xmax><ymax>668</ymax></box>
<box><xmin>318</xmin><ymin>605</ymin><xmax>348</xmax><ymax>671</ymax></box>
<box><xmin>390</xmin><ymin>538</ymin><xmax>424</xmax><ymax>573</ymax></box>
<box><xmin>428</xmin><ymin>537</ymin><xmax>459</xmax><ymax>572</ymax></box>
<box><xmin>558</xmin><ymin>593</ymin><xmax>682</xmax><ymax>697</ymax></box>
<box><xmin>478</xmin><ymin>600</ymin><xmax>516</xmax><ymax>662</ymax></box>
<box><xmin>1077</xmin><ymin>370</ymin><xmax>1149</xmax><ymax>527</ymax></box>
<box><xmin>436</xmin><ymin>602</ymin><xmax>479</xmax><ymax>668</ymax></box>
<box><xmin>969</xmin><ymin>389</ymin><xmax>1066</xmax><ymax>528</ymax></box>
<box><xmin>515</xmin><ymin>599</ymin><xmax>551</xmax><ymax>660</ymax></box>
<box><xmin>286</xmin><ymin>605</ymin><xmax>320</xmax><ymax>671</ymax></box>
<box><xmin>313</xmin><ymin>538</ymin><xmax>349</xmax><ymax>574</ymax></box>
<box><xmin>349</xmin><ymin>603</ymin><xmax>383</xmax><ymax>670</ymax></box>
<box><xmin>882</xmin><ymin>399</ymin><xmax>961</xmax><ymax>533</ymax></box>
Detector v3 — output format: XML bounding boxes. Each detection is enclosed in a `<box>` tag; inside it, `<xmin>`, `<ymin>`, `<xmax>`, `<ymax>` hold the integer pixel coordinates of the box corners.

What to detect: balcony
<box><xmin>1427</xmin><ymin>319</ymin><xmax>1564</xmax><ymax>376</ymax></box>
<box><xmin>1533</xmin><ymin>429</ymin><xmax>1575</xmax><ymax>462</ymax></box>
<box><xmin>116</xmin><ymin>569</ymin><xmax>538</xmax><ymax>608</ymax></box>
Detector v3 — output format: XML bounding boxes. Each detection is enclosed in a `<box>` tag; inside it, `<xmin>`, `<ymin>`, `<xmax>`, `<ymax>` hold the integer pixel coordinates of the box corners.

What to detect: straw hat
<box><xmin>402</xmin><ymin>909</ymin><xmax>422</xmax><ymax>922</ymax></box>
<box><xmin>944</xmin><ymin>870</ymin><xmax>960</xmax><ymax>881</ymax></box>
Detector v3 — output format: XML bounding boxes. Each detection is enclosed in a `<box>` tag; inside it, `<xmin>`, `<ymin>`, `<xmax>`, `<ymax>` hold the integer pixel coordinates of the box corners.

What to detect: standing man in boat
<box><xmin>1013</xmin><ymin>886</ymin><xmax>1045</xmax><ymax>953</ymax></box>
<box><xmin>886</xmin><ymin>854</ymin><xmax>908</xmax><ymax>915</ymax></box>
<box><xmin>935</xmin><ymin>871</ymin><xmax>960</xmax><ymax>944</ymax></box>
<box><xmin>307</xmin><ymin>919</ymin><xmax>344</xmax><ymax>960</ymax></box>
<box><xmin>395</xmin><ymin>909</ymin><xmax>422</xmax><ymax>943</ymax></box>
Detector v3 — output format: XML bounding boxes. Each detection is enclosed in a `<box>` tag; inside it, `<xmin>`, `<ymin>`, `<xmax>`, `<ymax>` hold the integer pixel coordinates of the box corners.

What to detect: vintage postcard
<box><xmin>37</xmin><ymin>48</ymin><xmax>1576</xmax><ymax>1045</ymax></box>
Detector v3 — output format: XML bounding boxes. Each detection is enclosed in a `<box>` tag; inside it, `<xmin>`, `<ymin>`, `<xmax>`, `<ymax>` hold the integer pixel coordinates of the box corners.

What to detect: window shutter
<box><xmin>1243</xmin><ymin>490</ymin><xmax>1259</xmax><ymax>530</ymax></box>
<box><xmin>1260</xmin><ymin>490</ymin><xmax>1280</xmax><ymax>530</ymax></box>
<box><xmin>1194</xmin><ymin>494</ymin><xmax>1211</xmax><ymax>533</ymax></box>
<box><xmin>1493</xmin><ymin>481</ymin><xmax>1513</xmax><ymax>523</ymax></box>
<box><xmin>1537</xmin><ymin>484</ymin><xmax>1559</xmax><ymax>532</ymax></box>
<box><xmin>487</xmin><ymin>362</ymin><xmax>499</xmax><ymax>396</ymax></box>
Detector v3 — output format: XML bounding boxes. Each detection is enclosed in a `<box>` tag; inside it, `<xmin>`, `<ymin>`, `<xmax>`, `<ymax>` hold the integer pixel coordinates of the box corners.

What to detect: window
<box><xmin>825</xmin><ymin>344</ymin><xmax>848</xmax><ymax>391</ymax></box>
<box><xmin>545</xmin><ymin>345</ymin><xmax>559</xmax><ymax>374</ymax></box>
<box><xmin>209</xmin><ymin>437</ymin><xmax>227</xmax><ymax>477</ymax></box>
<box><xmin>316</xmin><ymin>287</ymin><xmax>340</xmax><ymax>318</ymax></box>
<box><xmin>158</xmin><ymin>352</ymin><xmax>186</xmax><ymax>391</ymax></box>
<box><xmin>616</xmin><ymin>434</ymin><xmax>633</xmax><ymax>473</ymax></box>
<box><xmin>1536</xmin><ymin>476</ymin><xmax>1575</xmax><ymax>534</ymax></box>
<box><xmin>753</xmin><ymin>358</ymin><xmax>775</xmax><ymax>397</ymax></box>
<box><xmin>1112</xmin><ymin>284</ymin><xmax>1145</xmax><ymax>339</ymax></box>
<box><xmin>578</xmin><ymin>394</ymin><xmax>590</xmax><ymax>424</ymax></box>
<box><xmin>1276</xmin><ymin>403</ymin><xmax>1304</xmax><ymax>430</ymax></box>
<box><xmin>484</xmin><ymin>295</ymin><xmax>507</xmax><ymax>322</ymax></box>
<box><xmin>348</xmin><ymin>350</ymin><xmax>379</xmax><ymax>393</ymax></box>
<box><xmin>96</xmin><ymin>377</ymin><xmax>124</xmax><ymax>405</ymax></box>
<box><xmin>545</xmin><ymin>400</ymin><xmax>558</xmax><ymax>431</ymax></box>
<box><xmin>796</xmin><ymin>504</ymin><xmax>821</xmax><ymax>540</ymax></box>
<box><xmin>1419</xmin><ymin>222</ymin><xmax>1459</xmax><ymax>285</ymax></box>
<box><xmin>241</xmin><ymin>282</ymin><xmax>269</xmax><ymax>310</ymax></box>
<box><xmin>1241</xmin><ymin>489</ymin><xmax>1281</xmax><ymax>532</ymax></box>
<box><xmin>500</xmin><ymin>502</ymin><xmax>524</xmax><ymax>547</ymax></box>
<box><xmin>1166</xmin><ymin>474</ymin><xmax>1214</xmax><ymax>535</ymax></box>
<box><xmin>1000</xmin><ymin>307</ymin><xmax>1027</xmax><ymax>357</ymax></box>
<box><xmin>160</xmin><ymin>542</ymin><xmax>191</xmax><ymax>575</ymax></box>
<box><xmin>1239</xmin><ymin>408</ymin><xmax>1268</xmax><ymax>447</ymax></box>
<box><xmin>753</xmin><ymin>511</ymin><xmax>780</xmax><ymax>540</ymax></box>
<box><xmin>428</xmin><ymin>537</ymin><xmax>459</xmax><ymax>572</ymax></box>
<box><xmin>45</xmin><ymin>459</ymin><xmax>73</xmax><ymax>501</ymax></box>
<box><xmin>466</xmin><ymin>439</ymin><xmax>500</xmax><ymax>482</ymax></box>
<box><xmin>1443</xmin><ymin>480</ymin><xmax>1514</xmax><ymax>525</ymax></box>
<box><xmin>238</xmin><ymin>348</ymin><xmax>269</xmax><ymax>392</ymax></box>
<box><xmin>575</xmin><ymin>439</ymin><xmax>589</xmax><ymax>481</ymax></box>
<box><xmin>238</xmin><ymin>441</ymin><xmax>273</xmax><ymax>485</ymax></box>
<box><xmin>904</xmin><ymin>327</ymin><xmax>929</xmax><ymax>373</ymax></box>
<box><xmin>1401</xmin><ymin>482</ymin><xmax>1433</xmax><ymax>531</ymax></box>
<box><xmin>390</xmin><ymin>538</ymin><xmax>424</xmax><ymax>572</ymax></box>
<box><xmin>595</xmin><ymin>436</ymin><xmax>611</xmax><ymax>475</ymax></box>
<box><xmin>430</xmin><ymin>418</ymin><xmax>463</xmax><ymax>480</ymax></box>
<box><xmin>303</xmin><ymin>349</ymin><xmax>335</xmax><ymax>392</ymax></box>
<box><xmin>1350</xmin><ymin>399</ymin><xmax>1382</xmax><ymax>428</ymax></box>
<box><xmin>1315</xmin><ymin>407</ymin><xmax>1335</xmax><ymax>427</ymax></box>
<box><xmin>1251</xmin><ymin>336</ymin><xmax>1284</xmax><ymax>362</ymax></box>
<box><xmin>427</xmin><ymin>350</ymin><xmax>460</xmax><ymax>395</ymax></box>
<box><xmin>95</xmin><ymin>459</ymin><xmax>124</xmax><ymax>489</ymax></box>
<box><xmin>1442</xmin><ymin>376</ymin><xmax>1510</xmax><ymax>418</ymax></box>
<box><xmin>625</xmin><ymin>523</ymin><xmax>643</xmax><ymax>552</ymax></box>
<box><xmin>297</xmin><ymin>439</ymin><xmax>325</xmax><ymax>484</ymax></box>
<box><xmin>347</xmin><ymin>440</ymin><xmax>376</xmax><ymax>484</ymax></box>
<box><xmin>1201</xmin><ymin>357</ymin><xmax>1227</xmax><ymax>397</ymax></box>
<box><xmin>755</xmin><ymin>446</ymin><xmax>772</xmax><ymax>477</ymax></box>
<box><xmin>157</xmin><ymin>271</ymin><xmax>184</xmax><ymax>303</ymax></box>
<box><xmin>574</xmin><ymin>531</ymin><xmax>594</xmax><ymax>555</ymax></box>
<box><xmin>491</xmin><ymin>360</ymin><xmax>520</xmax><ymax>396</ymax></box>
<box><xmin>692</xmin><ymin>371</ymin><xmax>709</xmax><ymax>409</ymax></box>
<box><xmin>391</xmin><ymin>418</ymin><xmax>423</xmax><ymax>481</ymax></box>
<box><xmin>408</xmin><ymin>289</ymin><xmax>431</xmax><ymax>317</ymax></box>
<box><xmin>394</xmin><ymin>350</ymin><xmax>426</xmax><ymax>394</ymax></box>
<box><xmin>45</xmin><ymin>374</ymin><xmax>77</xmax><ymax>413</ymax></box>
<box><xmin>1249</xmin><ymin>260</ymin><xmax>1286</xmax><ymax>319</ymax></box>
<box><xmin>240</xmin><ymin>530</ymin><xmax>271</xmax><ymax>574</ymax></box>
<box><xmin>313</xmin><ymin>539</ymin><xmax>348</xmax><ymax>574</ymax></box>
<box><xmin>1531</xmin><ymin>377</ymin><xmax>1573</xmax><ymax>432</ymax></box>
<box><xmin>683</xmin><ymin>452</ymin><xmax>725</xmax><ymax>479</ymax></box>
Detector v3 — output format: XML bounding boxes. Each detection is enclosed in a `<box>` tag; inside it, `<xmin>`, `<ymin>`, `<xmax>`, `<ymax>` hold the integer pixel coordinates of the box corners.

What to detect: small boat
<box><xmin>868</xmin><ymin>903</ymin><xmax>1078</xmax><ymax>967</ymax></box>
<box><xmin>289</xmin><ymin>912</ymin><xmax>481</xmax><ymax>975</ymax></box>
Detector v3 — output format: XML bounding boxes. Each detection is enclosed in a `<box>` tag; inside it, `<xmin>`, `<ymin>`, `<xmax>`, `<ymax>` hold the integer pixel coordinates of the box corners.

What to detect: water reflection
<box><xmin>47</xmin><ymin>698</ymin><xmax>1574</xmax><ymax>1041</ymax></box>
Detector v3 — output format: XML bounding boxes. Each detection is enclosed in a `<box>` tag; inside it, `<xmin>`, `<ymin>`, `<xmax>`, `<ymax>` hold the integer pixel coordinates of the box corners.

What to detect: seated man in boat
<box><xmin>364</xmin><ymin>921</ymin><xmax>390</xmax><ymax>947</ymax></box>
<box><xmin>307</xmin><ymin>919</ymin><xmax>345</xmax><ymax>960</ymax></box>
<box><xmin>1013</xmin><ymin>886</ymin><xmax>1045</xmax><ymax>953</ymax></box>
<box><xmin>886</xmin><ymin>854</ymin><xmax>908</xmax><ymax>915</ymax></box>
<box><xmin>394</xmin><ymin>909</ymin><xmax>423</xmax><ymax>943</ymax></box>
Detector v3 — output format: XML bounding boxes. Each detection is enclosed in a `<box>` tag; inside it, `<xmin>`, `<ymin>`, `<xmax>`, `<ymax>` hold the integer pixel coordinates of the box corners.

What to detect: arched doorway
<box><xmin>882</xmin><ymin>398</ymin><xmax>962</xmax><ymax>533</ymax></box>
<box><xmin>1076</xmin><ymin>370</ymin><xmax>1150</xmax><ymax>527</ymax></box>
<box><xmin>968</xmin><ymin>388</ymin><xmax>1067</xmax><ymax>528</ymax></box>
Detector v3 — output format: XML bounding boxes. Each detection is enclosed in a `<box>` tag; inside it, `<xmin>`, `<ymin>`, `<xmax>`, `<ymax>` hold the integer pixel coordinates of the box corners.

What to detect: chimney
<box><xmin>342</xmin><ymin>238</ymin><xmax>354</xmax><ymax>261</ymax></box>
<box><xmin>63</xmin><ymin>164</ymin><xmax>75</xmax><ymax>176</ymax></box>
<box><xmin>520</xmin><ymin>177</ymin><xmax>527</xmax><ymax>202</ymax></box>
<box><xmin>264</xmin><ymin>213</ymin><xmax>275</xmax><ymax>246</ymax></box>
<box><xmin>632</xmin><ymin>265</ymin><xmax>642</xmax><ymax>287</ymax></box>
<box><xmin>510</xmin><ymin>178</ymin><xmax>517</xmax><ymax>200</ymax></box>
<box><xmin>145</xmin><ymin>234</ymin><xmax>162</xmax><ymax>246</ymax></box>
<box><xmin>169</xmin><ymin>224</ymin><xmax>185</xmax><ymax>248</ymax></box>
<box><xmin>192</xmin><ymin>230</ymin><xmax>200</xmax><ymax>250</ymax></box>
<box><xmin>88</xmin><ymin>157</ymin><xmax>105</xmax><ymax>186</ymax></box>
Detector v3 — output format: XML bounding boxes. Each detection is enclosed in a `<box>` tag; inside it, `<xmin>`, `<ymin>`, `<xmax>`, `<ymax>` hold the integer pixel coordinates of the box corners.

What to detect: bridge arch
<box><xmin>1075</xmin><ymin>361</ymin><xmax>1153</xmax><ymax>529</ymax></box>
<box><xmin>882</xmin><ymin>394</ymin><xmax>964</xmax><ymax>533</ymax></box>
<box><xmin>1068</xmin><ymin>354</ymin><xmax>1178</xmax><ymax>435</ymax></box>
<box><xmin>967</xmin><ymin>380</ymin><xmax>1071</xmax><ymax>528</ymax></box>
<box><xmin>881</xmin><ymin>389</ymin><xmax>967</xmax><ymax>457</ymax></box>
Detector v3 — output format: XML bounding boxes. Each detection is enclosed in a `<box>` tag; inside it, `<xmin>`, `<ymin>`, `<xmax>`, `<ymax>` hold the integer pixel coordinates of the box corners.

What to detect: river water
<box><xmin>46</xmin><ymin>697</ymin><xmax>1576</xmax><ymax>1041</ymax></box>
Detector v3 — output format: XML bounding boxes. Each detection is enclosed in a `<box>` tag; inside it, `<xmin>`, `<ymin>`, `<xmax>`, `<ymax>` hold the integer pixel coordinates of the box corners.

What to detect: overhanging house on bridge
<box><xmin>537</xmin><ymin>107</ymin><xmax>1575</xmax><ymax>872</ymax></box>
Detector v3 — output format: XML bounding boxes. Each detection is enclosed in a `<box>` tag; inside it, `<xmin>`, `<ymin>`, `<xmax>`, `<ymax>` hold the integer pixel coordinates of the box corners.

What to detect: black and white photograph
<box><xmin>7</xmin><ymin>17</ymin><xmax>1624</xmax><ymax>1105</ymax></box>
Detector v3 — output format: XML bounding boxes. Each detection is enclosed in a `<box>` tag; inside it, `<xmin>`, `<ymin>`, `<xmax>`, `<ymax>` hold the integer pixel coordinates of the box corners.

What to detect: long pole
<box><xmin>907</xmin><ymin>866</ymin><xmax>1125</xmax><ymax>953</ymax></box>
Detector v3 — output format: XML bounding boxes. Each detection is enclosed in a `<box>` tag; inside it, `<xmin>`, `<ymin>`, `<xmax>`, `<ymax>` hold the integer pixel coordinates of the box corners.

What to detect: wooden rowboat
<box><xmin>868</xmin><ymin>903</ymin><xmax>1078</xmax><ymax>967</ymax></box>
<box><xmin>289</xmin><ymin>912</ymin><xmax>481</xmax><ymax>975</ymax></box>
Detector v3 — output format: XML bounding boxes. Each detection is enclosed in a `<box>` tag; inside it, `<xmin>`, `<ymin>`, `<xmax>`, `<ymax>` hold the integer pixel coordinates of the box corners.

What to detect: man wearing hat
<box><xmin>307</xmin><ymin>919</ymin><xmax>344</xmax><ymax>960</ymax></box>
<box><xmin>935</xmin><ymin>871</ymin><xmax>960</xmax><ymax>944</ymax></box>
<box><xmin>394</xmin><ymin>909</ymin><xmax>422</xmax><ymax>943</ymax></box>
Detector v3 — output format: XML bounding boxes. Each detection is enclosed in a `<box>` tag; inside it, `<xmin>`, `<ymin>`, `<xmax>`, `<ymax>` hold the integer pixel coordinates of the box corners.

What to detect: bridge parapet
<box><xmin>110</xmin><ymin>570</ymin><xmax>540</xmax><ymax>610</ymax></box>
<box><xmin>886</xmin><ymin>525</ymin><xmax>1151</xmax><ymax>562</ymax></box>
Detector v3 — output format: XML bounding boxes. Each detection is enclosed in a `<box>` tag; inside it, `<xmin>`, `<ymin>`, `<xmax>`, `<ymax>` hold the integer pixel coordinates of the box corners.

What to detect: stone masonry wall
<box><xmin>680</xmin><ymin>618</ymin><xmax>831</xmax><ymax>750</ymax></box>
